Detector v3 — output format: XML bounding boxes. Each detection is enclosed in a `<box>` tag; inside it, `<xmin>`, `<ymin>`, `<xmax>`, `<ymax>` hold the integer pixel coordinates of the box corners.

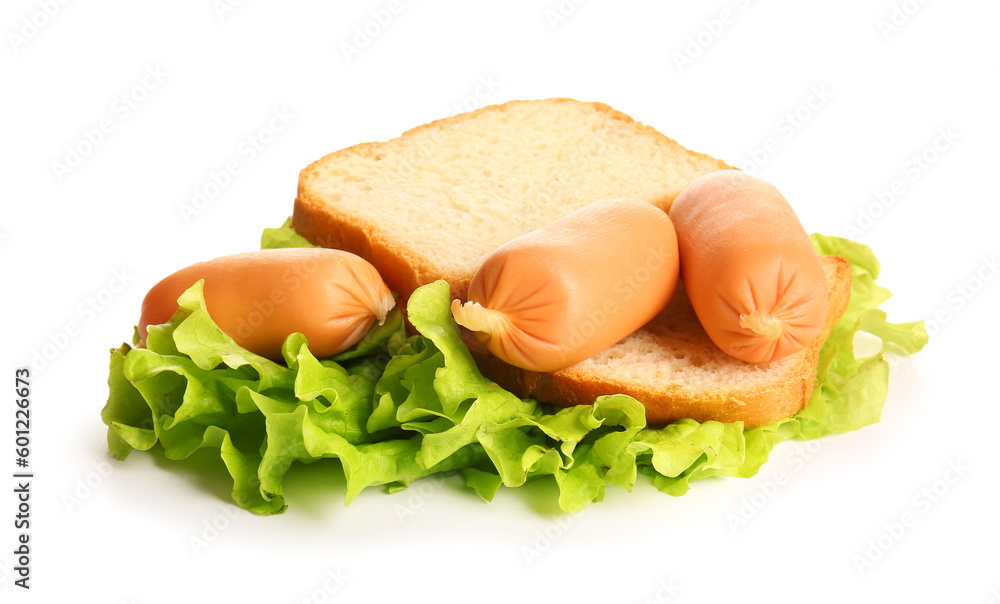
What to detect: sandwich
<box><xmin>294</xmin><ymin>99</ymin><xmax>847</xmax><ymax>428</ymax></box>
<box><xmin>102</xmin><ymin>99</ymin><xmax>927</xmax><ymax>514</ymax></box>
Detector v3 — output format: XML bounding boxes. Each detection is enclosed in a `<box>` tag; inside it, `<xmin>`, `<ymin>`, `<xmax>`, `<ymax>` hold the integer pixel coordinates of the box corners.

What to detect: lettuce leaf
<box><xmin>100</xmin><ymin>225</ymin><xmax>927</xmax><ymax>514</ymax></box>
<box><xmin>259</xmin><ymin>217</ymin><xmax>316</xmax><ymax>249</ymax></box>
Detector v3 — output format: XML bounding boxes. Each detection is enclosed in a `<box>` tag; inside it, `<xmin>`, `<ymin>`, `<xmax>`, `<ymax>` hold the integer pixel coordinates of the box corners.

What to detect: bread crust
<box><xmin>464</xmin><ymin>256</ymin><xmax>852</xmax><ymax>428</ymax></box>
<box><xmin>292</xmin><ymin>193</ymin><xmax>440</xmax><ymax>306</ymax></box>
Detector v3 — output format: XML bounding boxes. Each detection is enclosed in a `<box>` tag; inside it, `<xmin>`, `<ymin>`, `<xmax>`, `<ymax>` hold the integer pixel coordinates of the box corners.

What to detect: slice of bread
<box><xmin>293</xmin><ymin>98</ymin><xmax>849</xmax><ymax>427</ymax></box>
<box><xmin>465</xmin><ymin>255</ymin><xmax>850</xmax><ymax>428</ymax></box>
<box><xmin>294</xmin><ymin>98</ymin><xmax>731</xmax><ymax>304</ymax></box>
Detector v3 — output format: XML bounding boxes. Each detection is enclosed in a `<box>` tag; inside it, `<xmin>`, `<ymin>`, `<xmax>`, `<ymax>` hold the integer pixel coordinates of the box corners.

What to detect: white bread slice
<box><xmin>293</xmin><ymin>98</ymin><xmax>849</xmax><ymax>427</ymax></box>
<box><xmin>294</xmin><ymin>98</ymin><xmax>731</xmax><ymax>304</ymax></box>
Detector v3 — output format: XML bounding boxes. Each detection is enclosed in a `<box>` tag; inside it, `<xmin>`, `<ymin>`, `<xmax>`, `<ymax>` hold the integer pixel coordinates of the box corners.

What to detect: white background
<box><xmin>2</xmin><ymin>1</ymin><xmax>998</xmax><ymax>602</ymax></box>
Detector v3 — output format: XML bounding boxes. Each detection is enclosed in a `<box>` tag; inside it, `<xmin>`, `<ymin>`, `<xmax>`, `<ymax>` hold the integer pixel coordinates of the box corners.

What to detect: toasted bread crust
<box><xmin>293</xmin><ymin>193</ymin><xmax>439</xmax><ymax>305</ymax></box>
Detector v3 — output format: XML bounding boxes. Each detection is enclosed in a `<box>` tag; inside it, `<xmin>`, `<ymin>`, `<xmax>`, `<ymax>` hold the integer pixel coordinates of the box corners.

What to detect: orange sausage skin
<box><xmin>452</xmin><ymin>198</ymin><xmax>680</xmax><ymax>372</ymax></box>
<box><xmin>668</xmin><ymin>171</ymin><xmax>828</xmax><ymax>363</ymax></box>
<box><xmin>138</xmin><ymin>248</ymin><xmax>395</xmax><ymax>361</ymax></box>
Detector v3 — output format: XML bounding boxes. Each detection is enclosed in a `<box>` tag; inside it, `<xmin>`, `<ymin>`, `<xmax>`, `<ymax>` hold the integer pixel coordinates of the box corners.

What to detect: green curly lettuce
<box><xmin>100</xmin><ymin>225</ymin><xmax>927</xmax><ymax>514</ymax></box>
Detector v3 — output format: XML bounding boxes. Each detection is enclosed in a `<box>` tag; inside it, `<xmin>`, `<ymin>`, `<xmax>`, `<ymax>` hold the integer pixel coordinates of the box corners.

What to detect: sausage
<box><xmin>668</xmin><ymin>170</ymin><xmax>828</xmax><ymax>363</ymax></box>
<box><xmin>451</xmin><ymin>197</ymin><xmax>680</xmax><ymax>372</ymax></box>
<box><xmin>138</xmin><ymin>248</ymin><xmax>395</xmax><ymax>361</ymax></box>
